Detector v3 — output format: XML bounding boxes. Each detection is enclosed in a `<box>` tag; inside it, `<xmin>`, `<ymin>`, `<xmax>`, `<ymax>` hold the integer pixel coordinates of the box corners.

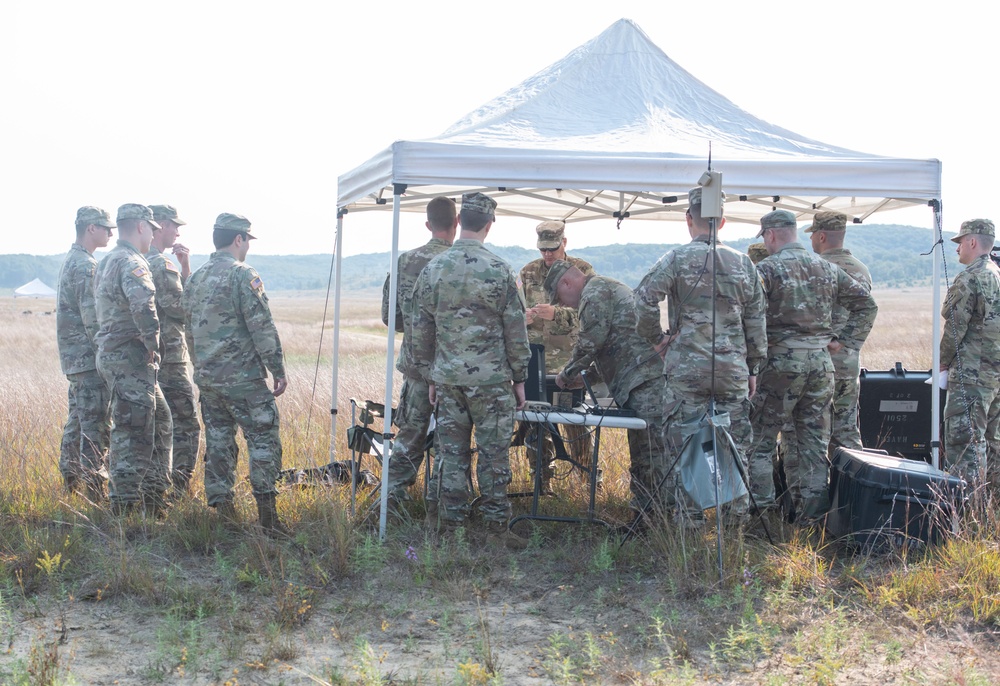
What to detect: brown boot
<box><xmin>484</xmin><ymin>520</ymin><xmax>528</xmax><ymax>551</ymax></box>
<box><xmin>256</xmin><ymin>493</ymin><xmax>291</xmax><ymax>536</ymax></box>
<box><xmin>213</xmin><ymin>500</ymin><xmax>239</xmax><ymax>523</ymax></box>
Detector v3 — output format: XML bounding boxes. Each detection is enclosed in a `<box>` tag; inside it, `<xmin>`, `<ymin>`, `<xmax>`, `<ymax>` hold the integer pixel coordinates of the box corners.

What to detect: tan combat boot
<box><xmin>255</xmin><ymin>493</ymin><xmax>292</xmax><ymax>537</ymax></box>
<box><xmin>484</xmin><ymin>520</ymin><xmax>529</xmax><ymax>551</ymax></box>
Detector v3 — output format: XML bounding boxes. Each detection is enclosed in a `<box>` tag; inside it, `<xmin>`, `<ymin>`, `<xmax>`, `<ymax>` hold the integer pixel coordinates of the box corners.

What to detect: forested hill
<box><xmin>0</xmin><ymin>225</ymin><xmax>959</xmax><ymax>292</ymax></box>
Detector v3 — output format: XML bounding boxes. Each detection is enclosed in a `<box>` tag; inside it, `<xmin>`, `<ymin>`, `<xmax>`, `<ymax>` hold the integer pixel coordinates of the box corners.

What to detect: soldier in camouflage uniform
<box><xmin>380</xmin><ymin>197</ymin><xmax>458</xmax><ymax>512</ymax></box>
<box><xmin>519</xmin><ymin>221</ymin><xmax>596</xmax><ymax>486</ymax></box>
<box><xmin>545</xmin><ymin>261</ymin><xmax>666</xmax><ymax>519</ymax></box>
<box><xmin>747</xmin><ymin>242</ymin><xmax>769</xmax><ymax>266</ymax></box>
<box><xmin>184</xmin><ymin>213</ymin><xmax>289</xmax><ymax>533</ymax></box>
<box><xmin>410</xmin><ymin>192</ymin><xmax>531</xmax><ymax>549</ymax></box>
<box><xmin>940</xmin><ymin>219</ymin><xmax>1000</xmax><ymax>483</ymax></box>
<box><xmin>94</xmin><ymin>204</ymin><xmax>173</xmax><ymax>514</ymax></box>
<box><xmin>147</xmin><ymin>204</ymin><xmax>201</xmax><ymax>493</ymax></box>
<box><xmin>749</xmin><ymin>210</ymin><xmax>878</xmax><ymax>522</ymax></box>
<box><xmin>57</xmin><ymin>206</ymin><xmax>115</xmax><ymax>498</ymax></box>
<box><xmin>634</xmin><ymin>188</ymin><xmax>767</xmax><ymax>524</ymax></box>
<box><xmin>806</xmin><ymin>211</ymin><xmax>873</xmax><ymax>457</ymax></box>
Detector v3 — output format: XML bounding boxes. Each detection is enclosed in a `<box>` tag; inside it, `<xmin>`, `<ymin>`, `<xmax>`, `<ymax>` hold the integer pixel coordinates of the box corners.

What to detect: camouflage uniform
<box><xmin>557</xmin><ymin>274</ymin><xmax>666</xmax><ymax>510</ymax></box>
<box><xmin>146</xmin><ymin>245</ymin><xmax>200</xmax><ymax>488</ymax></box>
<box><xmin>635</xmin><ymin>235</ymin><xmax>767</xmax><ymax>516</ymax></box>
<box><xmin>749</xmin><ymin>228</ymin><xmax>877</xmax><ymax>521</ymax></box>
<box><xmin>380</xmin><ymin>237</ymin><xmax>451</xmax><ymax>502</ymax></box>
<box><xmin>817</xmin><ymin>247</ymin><xmax>872</xmax><ymax>455</ymax></box>
<box><xmin>95</xmin><ymin>225</ymin><xmax>173</xmax><ymax>507</ymax></box>
<box><xmin>184</xmin><ymin>249</ymin><xmax>286</xmax><ymax>507</ymax></box>
<box><xmin>411</xmin><ymin>237</ymin><xmax>531</xmax><ymax>524</ymax></box>
<box><xmin>940</xmin><ymin>220</ymin><xmax>1000</xmax><ymax>480</ymax></box>
<box><xmin>520</xmin><ymin>253</ymin><xmax>596</xmax><ymax>474</ymax></box>
<box><xmin>57</xmin><ymin>238</ymin><xmax>111</xmax><ymax>491</ymax></box>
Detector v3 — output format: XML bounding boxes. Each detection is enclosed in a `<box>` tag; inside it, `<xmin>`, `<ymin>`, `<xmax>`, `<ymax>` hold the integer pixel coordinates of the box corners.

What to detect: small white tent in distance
<box><xmin>336</xmin><ymin>18</ymin><xmax>945</xmax><ymax>536</ymax></box>
<box><xmin>13</xmin><ymin>278</ymin><xmax>57</xmax><ymax>298</ymax></box>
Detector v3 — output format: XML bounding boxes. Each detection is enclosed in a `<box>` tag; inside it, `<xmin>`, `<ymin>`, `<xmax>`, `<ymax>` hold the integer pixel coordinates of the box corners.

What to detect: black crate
<box><xmin>858</xmin><ymin>362</ymin><xmax>946</xmax><ymax>461</ymax></box>
<box><xmin>827</xmin><ymin>447</ymin><xmax>964</xmax><ymax>548</ymax></box>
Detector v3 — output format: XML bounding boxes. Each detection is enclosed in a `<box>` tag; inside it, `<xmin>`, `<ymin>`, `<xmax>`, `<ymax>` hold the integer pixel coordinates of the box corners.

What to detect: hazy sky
<box><xmin>1</xmin><ymin>0</ymin><xmax>991</xmax><ymax>258</ymax></box>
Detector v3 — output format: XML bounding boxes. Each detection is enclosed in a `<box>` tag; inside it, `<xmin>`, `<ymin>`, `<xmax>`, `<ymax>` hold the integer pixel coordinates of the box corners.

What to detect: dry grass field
<box><xmin>1</xmin><ymin>286</ymin><xmax>999</xmax><ymax>685</ymax></box>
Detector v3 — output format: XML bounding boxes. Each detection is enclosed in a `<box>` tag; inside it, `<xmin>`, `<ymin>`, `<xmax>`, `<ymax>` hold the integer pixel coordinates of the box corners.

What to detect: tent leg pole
<box><xmin>930</xmin><ymin>203</ymin><xmax>944</xmax><ymax>471</ymax></box>
<box><xmin>378</xmin><ymin>191</ymin><xmax>404</xmax><ymax>540</ymax></box>
<box><xmin>331</xmin><ymin>214</ymin><xmax>345</xmax><ymax>466</ymax></box>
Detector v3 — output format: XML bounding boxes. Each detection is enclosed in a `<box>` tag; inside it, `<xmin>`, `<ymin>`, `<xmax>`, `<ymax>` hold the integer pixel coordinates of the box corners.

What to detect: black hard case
<box><xmin>858</xmin><ymin>363</ymin><xmax>946</xmax><ymax>461</ymax></box>
<box><xmin>827</xmin><ymin>447</ymin><xmax>964</xmax><ymax>547</ymax></box>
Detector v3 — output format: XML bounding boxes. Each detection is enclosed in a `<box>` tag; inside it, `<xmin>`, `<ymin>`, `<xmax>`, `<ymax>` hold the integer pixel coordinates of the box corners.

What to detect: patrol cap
<box><xmin>543</xmin><ymin>260</ymin><xmax>574</xmax><ymax>305</ymax></box>
<box><xmin>536</xmin><ymin>220</ymin><xmax>565</xmax><ymax>249</ymax></box>
<box><xmin>756</xmin><ymin>209</ymin><xmax>797</xmax><ymax>237</ymax></box>
<box><xmin>116</xmin><ymin>203</ymin><xmax>162</xmax><ymax>230</ymax></box>
<box><xmin>804</xmin><ymin>211</ymin><xmax>847</xmax><ymax>234</ymax></box>
<box><xmin>149</xmin><ymin>204</ymin><xmax>187</xmax><ymax>226</ymax></box>
<box><xmin>461</xmin><ymin>192</ymin><xmax>497</xmax><ymax>220</ymax></box>
<box><xmin>687</xmin><ymin>186</ymin><xmax>725</xmax><ymax>207</ymax></box>
<box><xmin>951</xmin><ymin>218</ymin><xmax>996</xmax><ymax>243</ymax></box>
<box><xmin>747</xmin><ymin>242</ymin><xmax>769</xmax><ymax>265</ymax></box>
<box><xmin>213</xmin><ymin>212</ymin><xmax>256</xmax><ymax>239</ymax></box>
<box><xmin>76</xmin><ymin>206</ymin><xmax>116</xmax><ymax>229</ymax></box>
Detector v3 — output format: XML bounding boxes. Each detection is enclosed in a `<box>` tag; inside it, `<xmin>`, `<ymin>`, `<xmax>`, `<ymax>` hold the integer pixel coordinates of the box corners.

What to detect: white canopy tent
<box><xmin>13</xmin><ymin>278</ymin><xmax>56</xmax><ymax>298</ymax></box>
<box><xmin>336</xmin><ymin>18</ymin><xmax>944</xmax><ymax>535</ymax></box>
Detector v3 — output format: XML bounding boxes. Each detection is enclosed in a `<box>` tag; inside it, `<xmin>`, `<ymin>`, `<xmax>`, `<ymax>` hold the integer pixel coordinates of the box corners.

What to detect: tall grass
<box><xmin>2</xmin><ymin>287</ymin><xmax>999</xmax><ymax>684</ymax></box>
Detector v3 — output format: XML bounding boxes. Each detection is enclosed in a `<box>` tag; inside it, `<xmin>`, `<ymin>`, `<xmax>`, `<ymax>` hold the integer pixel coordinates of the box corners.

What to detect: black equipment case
<box><xmin>827</xmin><ymin>447</ymin><xmax>964</xmax><ymax>547</ymax></box>
<box><xmin>858</xmin><ymin>362</ymin><xmax>946</xmax><ymax>461</ymax></box>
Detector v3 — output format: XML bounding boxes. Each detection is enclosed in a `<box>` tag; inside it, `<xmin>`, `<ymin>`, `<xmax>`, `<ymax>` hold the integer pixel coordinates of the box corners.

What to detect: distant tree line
<box><xmin>0</xmin><ymin>225</ymin><xmax>955</xmax><ymax>292</ymax></box>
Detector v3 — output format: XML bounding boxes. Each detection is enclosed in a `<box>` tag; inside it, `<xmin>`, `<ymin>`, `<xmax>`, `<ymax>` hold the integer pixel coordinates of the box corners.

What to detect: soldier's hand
<box><xmin>555</xmin><ymin>373</ymin><xmax>567</xmax><ymax>389</ymax></box>
<box><xmin>827</xmin><ymin>340</ymin><xmax>843</xmax><ymax>354</ymax></box>
<box><xmin>532</xmin><ymin>303</ymin><xmax>556</xmax><ymax>321</ymax></box>
<box><xmin>428</xmin><ymin>384</ymin><xmax>436</xmax><ymax>406</ymax></box>
<box><xmin>525</xmin><ymin>308</ymin><xmax>537</xmax><ymax>325</ymax></box>
<box><xmin>272</xmin><ymin>377</ymin><xmax>288</xmax><ymax>397</ymax></box>
<box><xmin>513</xmin><ymin>382</ymin><xmax>527</xmax><ymax>410</ymax></box>
<box><xmin>748</xmin><ymin>375</ymin><xmax>757</xmax><ymax>399</ymax></box>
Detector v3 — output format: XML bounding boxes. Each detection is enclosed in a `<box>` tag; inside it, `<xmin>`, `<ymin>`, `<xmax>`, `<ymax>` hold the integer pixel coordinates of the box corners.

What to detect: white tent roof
<box><xmin>337</xmin><ymin>18</ymin><xmax>941</xmax><ymax>228</ymax></box>
<box><xmin>13</xmin><ymin>278</ymin><xmax>56</xmax><ymax>298</ymax></box>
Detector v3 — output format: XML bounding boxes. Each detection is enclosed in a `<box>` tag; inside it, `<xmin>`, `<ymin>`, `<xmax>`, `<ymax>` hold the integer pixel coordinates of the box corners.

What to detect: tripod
<box><xmin>620</xmin><ymin>174</ymin><xmax>772</xmax><ymax>580</ymax></box>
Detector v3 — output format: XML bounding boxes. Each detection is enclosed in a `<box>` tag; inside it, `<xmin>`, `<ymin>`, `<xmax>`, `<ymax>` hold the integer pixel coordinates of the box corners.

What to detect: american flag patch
<box><xmin>164</xmin><ymin>261</ymin><xmax>178</xmax><ymax>273</ymax></box>
<box><xmin>250</xmin><ymin>276</ymin><xmax>263</xmax><ymax>291</ymax></box>
<box><xmin>131</xmin><ymin>266</ymin><xmax>148</xmax><ymax>278</ymax></box>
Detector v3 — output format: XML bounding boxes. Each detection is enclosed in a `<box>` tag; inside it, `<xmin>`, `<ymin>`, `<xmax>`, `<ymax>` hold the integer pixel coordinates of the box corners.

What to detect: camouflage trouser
<box><xmin>429</xmin><ymin>383</ymin><xmax>515</xmax><ymax>524</ymax></box>
<box><xmin>660</xmin><ymin>387</ymin><xmax>752</xmax><ymax>517</ymax></box>
<box><xmin>943</xmin><ymin>380</ymin><xmax>1000</xmax><ymax>484</ymax></box>
<box><xmin>159</xmin><ymin>362</ymin><xmax>201</xmax><ymax>485</ymax></box>
<box><xmin>829</xmin><ymin>348</ymin><xmax>864</xmax><ymax>456</ymax></box>
<box><xmin>60</xmin><ymin>369</ymin><xmax>111</xmax><ymax>489</ymax></box>
<box><xmin>749</xmin><ymin>348</ymin><xmax>834</xmax><ymax>520</ymax></box>
<box><xmin>199</xmin><ymin>379</ymin><xmax>282</xmax><ymax>506</ymax></box>
<box><xmin>621</xmin><ymin>377</ymin><xmax>667</xmax><ymax>512</ymax></box>
<box><xmin>98</xmin><ymin>348</ymin><xmax>173</xmax><ymax>505</ymax></box>
<box><xmin>385</xmin><ymin>377</ymin><xmax>434</xmax><ymax>502</ymax></box>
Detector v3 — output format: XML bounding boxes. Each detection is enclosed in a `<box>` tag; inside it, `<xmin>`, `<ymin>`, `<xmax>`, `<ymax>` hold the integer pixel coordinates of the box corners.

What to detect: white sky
<box><xmin>1</xmin><ymin>0</ymin><xmax>992</xmax><ymax>257</ymax></box>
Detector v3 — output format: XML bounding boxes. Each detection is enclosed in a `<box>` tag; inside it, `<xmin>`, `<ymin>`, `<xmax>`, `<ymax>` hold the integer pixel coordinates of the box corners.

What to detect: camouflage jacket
<box><xmin>635</xmin><ymin>236</ymin><xmax>767</xmax><ymax>396</ymax></box>
<box><xmin>56</xmin><ymin>244</ymin><xmax>100</xmax><ymax>374</ymax></box>
<box><xmin>380</xmin><ymin>237</ymin><xmax>451</xmax><ymax>378</ymax></box>
<box><xmin>94</xmin><ymin>239</ymin><xmax>160</xmax><ymax>358</ymax></box>
<box><xmin>561</xmin><ymin>276</ymin><xmax>662</xmax><ymax>406</ymax></box>
<box><xmin>820</xmin><ymin>248</ymin><xmax>873</xmax><ymax>350</ymax></box>
<box><xmin>146</xmin><ymin>246</ymin><xmax>189</xmax><ymax>365</ymax></box>
<box><xmin>756</xmin><ymin>242</ymin><xmax>877</xmax><ymax>352</ymax></box>
<box><xmin>410</xmin><ymin>239</ymin><xmax>531</xmax><ymax>386</ymax></box>
<box><xmin>940</xmin><ymin>254</ymin><xmax>1000</xmax><ymax>386</ymax></box>
<box><xmin>183</xmin><ymin>251</ymin><xmax>286</xmax><ymax>386</ymax></box>
<box><xmin>520</xmin><ymin>255</ymin><xmax>595</xmax><ymax>372</ymax></box>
